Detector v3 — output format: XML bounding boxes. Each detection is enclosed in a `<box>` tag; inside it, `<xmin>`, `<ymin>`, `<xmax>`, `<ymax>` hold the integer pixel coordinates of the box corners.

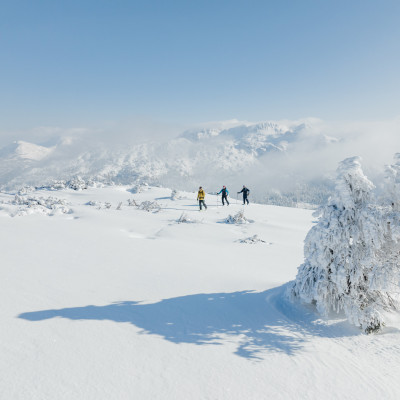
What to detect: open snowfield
<box><xmin>1</xmin><ymin>186</ymin><xmax>400</xmax><ymax>399</ymax></box>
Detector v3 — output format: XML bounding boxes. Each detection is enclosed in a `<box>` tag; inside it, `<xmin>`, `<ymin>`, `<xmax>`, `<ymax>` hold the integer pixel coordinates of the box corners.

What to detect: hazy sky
<box><xmin>1</xmin><ymin>0</ymin><xmax>400</xmax><ymax>132</ymax></box>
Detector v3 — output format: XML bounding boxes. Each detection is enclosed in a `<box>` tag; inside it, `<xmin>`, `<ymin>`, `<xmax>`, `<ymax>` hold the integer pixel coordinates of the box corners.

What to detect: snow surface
<box><xmin>1</xmin><ymin>186</ymin><xmax>400</xmax><ymax>399</ymax></box>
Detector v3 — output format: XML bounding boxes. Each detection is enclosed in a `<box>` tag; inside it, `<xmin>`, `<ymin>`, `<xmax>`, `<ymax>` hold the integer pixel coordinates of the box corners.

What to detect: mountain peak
<box><xmin>0</xmin><ymin>140</ymin><xmax>54</xmax><ymax>161</ymax></box>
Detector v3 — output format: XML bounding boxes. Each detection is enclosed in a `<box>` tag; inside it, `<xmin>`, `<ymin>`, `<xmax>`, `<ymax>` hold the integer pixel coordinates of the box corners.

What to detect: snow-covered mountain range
<box><xmin>0</xmin><ymin>120</ymin><xmax>340</xmax><ymax>205</ymax></box>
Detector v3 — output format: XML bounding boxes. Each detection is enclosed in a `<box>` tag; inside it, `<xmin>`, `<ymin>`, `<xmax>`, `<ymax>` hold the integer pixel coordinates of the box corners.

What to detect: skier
<box><xmin>197</xmin><ymin>186</ymin><xmax>207</xmax><ymax>210</ymax></box>
<box><xmin>238</xmin><ymin>185</ymin><xmax>250</xmax><ymax>205</ymax></box>
<box><xmin>217</xmin><ymin>185</ymin><xmax>229</xmax><ymax>206</ymax></box>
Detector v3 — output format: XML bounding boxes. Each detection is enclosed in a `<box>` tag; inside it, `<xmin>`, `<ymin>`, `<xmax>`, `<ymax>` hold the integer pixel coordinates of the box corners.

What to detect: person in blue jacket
<box><xmin>217</xmin><ymin>185</ymin><xmax>230</xmax><ymax>206</ymax></box>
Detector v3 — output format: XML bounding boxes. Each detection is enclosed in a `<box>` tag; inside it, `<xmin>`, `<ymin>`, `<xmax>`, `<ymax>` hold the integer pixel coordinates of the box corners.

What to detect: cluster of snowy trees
<box><xmin>290</xmin><ymin>155</ymin><xmax>400</xmax><ymax>333</ymax></box>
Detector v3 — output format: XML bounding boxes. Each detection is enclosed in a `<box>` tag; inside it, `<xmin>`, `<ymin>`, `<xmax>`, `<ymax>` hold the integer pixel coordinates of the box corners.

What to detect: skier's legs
<box><xmin>199</xmin><ymin>200</ymin><xmax>207</xmax><ymax>210</ymax></box>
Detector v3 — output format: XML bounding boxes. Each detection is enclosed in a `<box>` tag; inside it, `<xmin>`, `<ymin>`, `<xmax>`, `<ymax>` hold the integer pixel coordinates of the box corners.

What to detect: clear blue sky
<box><xmin>1</xmin><ymin>0</ymin><xmax>399</xmax><ymax>131</ymax></box>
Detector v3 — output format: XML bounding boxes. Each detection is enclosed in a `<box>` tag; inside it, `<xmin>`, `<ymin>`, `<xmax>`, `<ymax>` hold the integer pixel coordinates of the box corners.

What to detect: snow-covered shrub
<box><xmin>67</xmin><ymin>177</ymin><xmax>88</xmax><ymax>191</ymax></box>
<box><xmin>177</xmin><ymin>212</ymin><xmax>199</xmax><ymax>223</ymax></box>
<box><xmin>225</xmin><ymin>210</ymin><xmax>253</xmax><ymax>224</ymax></box>
<box><xmin>383</xmin><ymin>153</ymin><xmax>400</xmax><ymax>210</ymax></box>
<box><xmin>127</xmin><ymin>199</ymin><xmax>138</xmax><ymax>206</ymax></box>
<box><xmin>85</xmin><ymin>200</ymin><xmax>112</xmax><ymax>209</ymax></box>
<box><xmin>171</xmin><ymin>189</ymin><xmax>181</xmax><ymax>201</ymax></box>
<box><xmin>130</xmin><ymin>183</ymin><xmax>149</xmax><ymax>194</ymax></box>
<box><xmin>17</xmin><ymin>186</ymin><xmax>35</xmax><ymax>195</ymax></box>
<box><xmin>137</xmin><ymin>200</ymin><xmax>161</xmax><ymax>213</ymax></box>
<box><xmin>290</xmin><ymin>156</ymin><xmax>400</xmax><ymax>334</ymax></box>
<box><xmin>36</xmin><ymin>177</ymin><xmax>95</xmax><ymax>191</ymax></box>
<box><xmin>45</xmin><ymin>180</ymin><xmax>68</xmax><ymax>191</ymax></box>
<box><xmin>9</xmin><ymin>195</ymin><xmax>72</xmax><ymax>216</ymax></box>
<box><xmin>238</xmin><ymin>235</ymin><xmax>267</xmax><ymax>244</ymax></box>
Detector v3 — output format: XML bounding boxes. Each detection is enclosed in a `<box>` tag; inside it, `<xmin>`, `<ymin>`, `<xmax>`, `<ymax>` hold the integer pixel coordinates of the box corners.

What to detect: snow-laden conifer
<box><xmin>384</xmin><ymin>153</ymin><xmax>400</xmax><ymax>210</ymax></box>
<box><xmin>291</xmin><ymin>156</ymin><xmax>400</xmax><ymax>333</ymax></box>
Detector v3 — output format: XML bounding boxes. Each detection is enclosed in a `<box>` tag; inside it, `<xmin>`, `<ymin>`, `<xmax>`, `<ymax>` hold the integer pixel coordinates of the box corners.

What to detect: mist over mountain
<box><xmin>1</xmin><ymin>118</ymin><xmax>399</xmax><ymax>207</ymax></box>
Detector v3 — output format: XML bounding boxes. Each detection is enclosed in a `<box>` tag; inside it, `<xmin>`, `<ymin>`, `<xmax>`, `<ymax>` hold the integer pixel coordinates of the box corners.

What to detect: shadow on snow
<box><xmin>18</xmin><ymin>284</ymin><xmax>359</xmax><ymax>360</ymax></box>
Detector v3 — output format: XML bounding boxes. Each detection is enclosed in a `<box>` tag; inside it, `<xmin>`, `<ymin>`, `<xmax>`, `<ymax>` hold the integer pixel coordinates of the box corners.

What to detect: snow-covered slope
<box><xmin>0</xmin><ymin>120</ymin><xmax>336</xmax><ymax>206</ymax></box>
<box><xmin>1</xmin><ymin>186</ymin><xmax>400</xmax><ymax>399</ymax></box>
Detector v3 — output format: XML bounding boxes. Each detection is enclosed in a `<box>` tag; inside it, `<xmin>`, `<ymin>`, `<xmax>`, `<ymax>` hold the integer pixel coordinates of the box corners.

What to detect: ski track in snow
<box><xmin>1</xmin><ymin>186</ymin><xmax>400</xmax><ymax>399</ymax></box>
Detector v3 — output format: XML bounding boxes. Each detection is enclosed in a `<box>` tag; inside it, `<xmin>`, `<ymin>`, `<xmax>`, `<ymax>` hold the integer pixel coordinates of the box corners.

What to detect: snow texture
<box><xmin>2</xmin><ymin>184</ymin><xmax>400</xmax><ymax>399</ymax></box>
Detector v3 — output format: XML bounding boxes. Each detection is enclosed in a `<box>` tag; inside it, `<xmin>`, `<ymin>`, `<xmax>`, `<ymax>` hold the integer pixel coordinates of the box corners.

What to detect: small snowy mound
<box><xmin>238</xmin><ymin>234</ymin><xmax>267</xmax><ymax>244</ymax></box>
<box><xmin>225</xmin><ymin>210</ymin><xmax>254</xmax><ymax>224</ymax></box>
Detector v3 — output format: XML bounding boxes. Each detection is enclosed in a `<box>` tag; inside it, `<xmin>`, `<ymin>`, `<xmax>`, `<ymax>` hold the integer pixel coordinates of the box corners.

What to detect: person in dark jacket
<box><xmin>238</xmin><ymin>185</ymin><xmax>250</xmax><ymax>205</ymax></box>
<box><xmin>217</xmin><ymin>185</ymin><xmax>229</xmax><ymax>206</ymax></box>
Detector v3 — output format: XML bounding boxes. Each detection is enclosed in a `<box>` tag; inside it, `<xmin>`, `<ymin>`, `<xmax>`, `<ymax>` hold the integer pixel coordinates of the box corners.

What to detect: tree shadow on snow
<box><xmin>18</xmin><ymin>284</ymin><xmax>359</xmax><ymax>360</ymax></box>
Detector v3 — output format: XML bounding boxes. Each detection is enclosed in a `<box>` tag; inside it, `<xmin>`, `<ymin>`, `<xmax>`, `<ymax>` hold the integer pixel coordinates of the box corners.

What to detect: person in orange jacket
<box><xmin>197</xmin><ymin>186</ymin><xmax>207</xmax><ymax>210</ymax></box>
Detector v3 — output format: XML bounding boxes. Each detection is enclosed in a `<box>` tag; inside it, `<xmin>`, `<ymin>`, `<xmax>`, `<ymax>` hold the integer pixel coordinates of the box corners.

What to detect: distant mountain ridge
<box><xmin>0</xmin><ymin>120</ymin><xmax>336</xmax><ymax>206</ymax></box>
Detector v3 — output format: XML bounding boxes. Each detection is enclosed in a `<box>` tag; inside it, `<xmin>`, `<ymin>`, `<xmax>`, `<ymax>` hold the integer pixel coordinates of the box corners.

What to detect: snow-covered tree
<box><xmin>383</xmin><ymin>153</ymin><xmax>400</xmax><ymax>210</ymax></box>
<box><xmin>290</xmin><ymin>156</ymin><xmax>400</xmax><ymax>333</ymax></box>
<box><xmin>171</xmin><ymin>189</ymin><xmax>180</xmax><ymax>201</ymax></box>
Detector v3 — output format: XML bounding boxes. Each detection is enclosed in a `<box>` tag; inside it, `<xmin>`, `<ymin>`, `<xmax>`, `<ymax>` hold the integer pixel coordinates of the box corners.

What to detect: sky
<box><xmin>1</xmin><ymin>0</ymin><xmax>400</xmax><ymax>135</ymax></box>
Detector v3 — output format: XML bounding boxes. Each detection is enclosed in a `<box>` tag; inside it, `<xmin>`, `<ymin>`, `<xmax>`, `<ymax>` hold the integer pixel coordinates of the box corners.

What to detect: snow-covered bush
<box><xmin>130</xmin><ymin>183</ymin><xmax>149</xmax><ymax>194</ymax></box>
<box><xmin>85</xmin><ymin>200</ymin><xmax>112</xmax><ymax>209</ymax></box>
<box><xmin>8</xmin><ymin>195</ymin><xmax>72</xmax><ymax>216</ymax></box>
<box><xmin>67</xmin><ymin>177</ymin><xmax>88</xmax><ymax>191</ymax></box>
<box><xmin>225</xmin><ymin>210</ymin><xmax>253</xmax><ymax>224</ymax></box>
<box><xmin>177</xmin><ymin>212</ymin><xmax>199</xmax><ymax>223</ymax></box>
<box><xmin>17</xmin><ymin>186</ymin><xmax>35</xmax><ymax>195</ymax></box>
<box><xmin>290</xmin><ymin>156</ymin><xmax>400</xmax><ymax>334</ymax></box>
<box><xmin>127</xmin><ymin>198</ymin><xmax>138</xmax><ymax>206</ymax></box>
<box><xmin>36</xmin><ymin>177</ymin><xmax>95</xmax><ymax>191</ymax></box>
<box><xmin>238</xmin><ymin>234</ymin><xmax>267</xmax><ymax>244</ymax></box>
<box><xmin>171</xmin><ymin>189</ymin><xmax>181</xmax><ymax>201</ymax></box>
<box><xmin>137</xmin><ymin>200</ymin><xmax>161</xmax><ymax>213</ymax></box>
<box><xmin>383</xmin><ymin>153</ymin><xmax>400</xmax><ymax>210</ymax></box>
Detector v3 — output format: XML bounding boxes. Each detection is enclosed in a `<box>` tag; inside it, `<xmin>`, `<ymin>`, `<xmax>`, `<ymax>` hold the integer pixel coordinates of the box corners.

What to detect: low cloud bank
<box><xmin>1</xmin><ymin>117</ymin><xmax>399</xmax><ymax>205</ymax></box>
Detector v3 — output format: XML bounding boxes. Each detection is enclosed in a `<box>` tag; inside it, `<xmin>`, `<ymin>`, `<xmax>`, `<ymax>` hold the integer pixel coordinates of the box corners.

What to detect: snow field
<box><xmin>1</xmin><ymin>186</ymin><xmax>400</xmax><ymax>399</ymax></box>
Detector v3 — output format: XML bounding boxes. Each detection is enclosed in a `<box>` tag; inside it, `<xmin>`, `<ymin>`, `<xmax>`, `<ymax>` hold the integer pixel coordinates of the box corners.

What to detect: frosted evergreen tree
<box><xmin>383</xmin><ymin>153</ymin><xmax>400</xmax><ymax>210</ymax></box>
<box><xmin>367</xmin><ymin>154</ymin><xmax>400</xmax><ymax>310</ymax></box>
<box><xmin>290</xmin><ymin>156</ymin><xmax>399</xmax><ymax>333</ymax></box>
